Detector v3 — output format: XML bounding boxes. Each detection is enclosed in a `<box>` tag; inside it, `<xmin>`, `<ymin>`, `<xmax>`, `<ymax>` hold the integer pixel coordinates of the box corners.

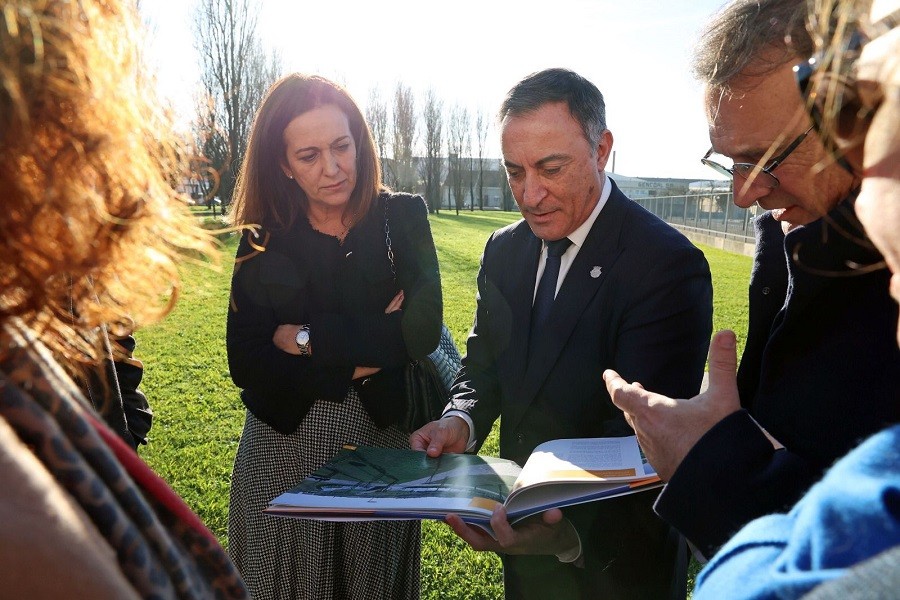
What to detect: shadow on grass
<box><xmin>430</xmin><ymin>210</ymin><xmax>522</xmax><ymax>232</ymax></box>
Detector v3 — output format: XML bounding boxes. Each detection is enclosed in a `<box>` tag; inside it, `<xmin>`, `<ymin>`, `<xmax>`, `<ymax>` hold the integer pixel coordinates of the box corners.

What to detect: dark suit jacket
<box><xmin>656</xmin><ymin>204</ymin><xmax>900</xmax><ymax>559</ymax></box>
<box><xmin>734</xmin><ymin>212</ymin><xmax>788</xmax><ymax>404</ymax></box>
<box><xmin>449</xmin><ymin>180</ymin><xmax>714</xmax><ymax>599</ymax></box>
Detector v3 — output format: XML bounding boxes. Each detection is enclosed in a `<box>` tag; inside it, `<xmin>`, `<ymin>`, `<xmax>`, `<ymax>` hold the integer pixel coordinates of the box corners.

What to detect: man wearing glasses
<box><xmin>603</xmin><ymin>0</ymin><xmax>900</xmax><ymax>563</ymax></box>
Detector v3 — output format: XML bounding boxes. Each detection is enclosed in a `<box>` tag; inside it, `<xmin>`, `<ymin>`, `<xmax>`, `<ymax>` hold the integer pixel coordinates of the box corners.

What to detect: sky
<box><xmin>141</xmin><ymin>0</ymin><xmax>730</xmax><ymax>181</ymax></box>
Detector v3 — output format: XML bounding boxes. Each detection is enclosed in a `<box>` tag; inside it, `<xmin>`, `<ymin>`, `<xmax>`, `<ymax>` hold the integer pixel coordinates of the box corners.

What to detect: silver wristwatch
<box><xmin>295</xmin><ymin>325</ymin><xmax>311</xmax><ymax>356</ymax></box>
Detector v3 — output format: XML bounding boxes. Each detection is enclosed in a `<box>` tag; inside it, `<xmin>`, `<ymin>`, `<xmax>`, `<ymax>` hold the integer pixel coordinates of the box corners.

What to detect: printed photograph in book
<box><xmin>283</xmin><ymin>446</ymin><xmax>520</xmax><ymax>503</ymax></box>
<box><xmin>265</xmin><ymin>436</ymin><xmax>661</xmax><ymax>537</ymax></box>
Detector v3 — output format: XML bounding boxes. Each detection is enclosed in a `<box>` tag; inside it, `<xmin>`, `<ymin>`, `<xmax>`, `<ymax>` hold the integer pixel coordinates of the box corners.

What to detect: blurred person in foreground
<box><xmin>411</xmin><ymin>68</ymin><xmax>713</xmax><ymax>600</ymax></box>
<box><xmin>605</xmin><ymin>0</ymin><xmax>900</xmax><ymax>562</ymax></box>
<box><xmin>0</xmin><ymin>0</ymin><xmax>247</xmax><ymax>597</ymax></box>
<box><xmin>692</xmin><ymin>0</ymin><xmax>900</xmax><ymax>596</ymax></box>
<box><xmin>226</xmin><ymin>73</ymin><xmax>441</xmax><ymax>599</ymax></box>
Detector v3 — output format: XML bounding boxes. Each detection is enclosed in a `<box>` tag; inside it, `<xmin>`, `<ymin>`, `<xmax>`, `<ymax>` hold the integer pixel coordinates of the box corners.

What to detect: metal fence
<box><xmin>633</xmin><ymin>192</ymin><xmax>762</xmax><ymax>245</ymax></box>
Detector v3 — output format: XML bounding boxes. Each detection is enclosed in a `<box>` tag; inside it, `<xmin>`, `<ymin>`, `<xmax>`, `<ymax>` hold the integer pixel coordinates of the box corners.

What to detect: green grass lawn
<box><xmin>139</xmin><ymin>210</ymin><xmax>751</xmax><ymax>599</ymax></box>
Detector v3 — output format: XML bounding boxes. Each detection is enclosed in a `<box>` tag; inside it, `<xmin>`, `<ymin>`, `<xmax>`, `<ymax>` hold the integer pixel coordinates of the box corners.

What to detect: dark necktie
<box><xmin>531</xmin><ymin>237</ymin><xmax>573</xmax><ymax>332</ymax></box>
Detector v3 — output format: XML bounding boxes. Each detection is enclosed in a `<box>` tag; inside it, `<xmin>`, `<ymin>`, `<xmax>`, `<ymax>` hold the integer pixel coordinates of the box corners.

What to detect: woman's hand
<box><xmin>347</xmin><ymin>292</ymin><xmax>404</xmax><ymax>384</ymax></box>
<box><xmin>385</xmin><ymin>290</ymin><xmax>404</xmax><ymax>313</ymax></box>
<box><xmin>349</xmin><ymin>291</ymin><xmax>405</xmax><ymax>378</ymax></box>
<box><xmin>352</xmin><ymin>366</ymin><xmax>381</xmax><ymax>380</ymax></box>
<box><xmin>270</xmin><ymin>292</ymin><xmax>404</xmax><ymax>371</ymax></box>
<box><xmin>273</xmin><ymin>328</ymin><xmax>381</xmax><ymax>380</ymax></box>
<box><xmin>273</xmin><ymin>324</ymin><xmax>305</xmax><ymax>355</ymax></box>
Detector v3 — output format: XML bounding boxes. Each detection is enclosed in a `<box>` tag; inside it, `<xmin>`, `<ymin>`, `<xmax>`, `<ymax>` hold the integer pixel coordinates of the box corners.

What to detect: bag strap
<box><xmin>383</xmin><ymin>198</ymin><xmax>397</xmax><ymax>281</ymax></box>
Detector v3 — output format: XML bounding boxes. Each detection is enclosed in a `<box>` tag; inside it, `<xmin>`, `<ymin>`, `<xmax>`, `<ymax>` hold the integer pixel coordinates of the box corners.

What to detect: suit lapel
<box><xmin>506</xmin><ymin>188</ymin><xmax>629</xmax><ymax>432</ymax></box>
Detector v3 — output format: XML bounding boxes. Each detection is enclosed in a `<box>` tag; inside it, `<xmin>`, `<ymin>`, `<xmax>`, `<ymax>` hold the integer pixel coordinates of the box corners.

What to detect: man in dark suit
<box><xmin>603</xmin><ymin>0</ymin><xmax>900</xmax><ymax>563</ymax></box>
<box><xmin>411</xmin><ymin>68</ymin><xmax>713</xmax><ymax>600</ymax></box>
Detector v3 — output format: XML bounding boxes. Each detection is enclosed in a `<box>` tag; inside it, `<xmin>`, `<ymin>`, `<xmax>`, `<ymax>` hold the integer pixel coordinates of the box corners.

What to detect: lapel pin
<box><xmin>590</xmin><ymin>266</ymin><xmax>602</xmax><ymax>278</ymax></box>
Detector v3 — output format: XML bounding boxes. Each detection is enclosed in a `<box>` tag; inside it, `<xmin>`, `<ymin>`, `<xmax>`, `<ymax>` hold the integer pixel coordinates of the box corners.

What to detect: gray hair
<box><xmin>693</xmin><ymin>0</ymin><xmax>815</xmax><ymax>91</ymax></box>
<box><xmin>498</xmin><ymin>67</ymin><xmax>606</xmax><ymax>149</ymax></box>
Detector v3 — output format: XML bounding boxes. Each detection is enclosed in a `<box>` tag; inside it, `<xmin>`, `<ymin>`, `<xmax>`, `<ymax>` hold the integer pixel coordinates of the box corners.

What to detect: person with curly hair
<box><xmin>0</xmin><ymin>0</ymin><xmax>247</xmax><ymax>597</ymax></box>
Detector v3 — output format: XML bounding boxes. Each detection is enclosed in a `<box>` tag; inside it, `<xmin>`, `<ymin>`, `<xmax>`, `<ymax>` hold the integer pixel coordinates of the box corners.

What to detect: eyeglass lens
<box><xmin>733</xmin><ymin>164</ymin><xmax>778</xmax><ymax>187</ymax></box>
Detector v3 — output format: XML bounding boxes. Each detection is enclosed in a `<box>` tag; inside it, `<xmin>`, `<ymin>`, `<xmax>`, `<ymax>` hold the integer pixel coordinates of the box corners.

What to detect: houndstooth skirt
<box><xmin>228</xmin><ymin>387</ymin><xmax>421</xmax><ymax>600</ymax></box>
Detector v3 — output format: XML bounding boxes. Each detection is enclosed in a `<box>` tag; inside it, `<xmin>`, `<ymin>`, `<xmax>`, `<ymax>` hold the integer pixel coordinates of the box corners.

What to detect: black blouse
<box><xmin>226</xmin><ymin>192</ymin><xmax>442</xmax><ymax>434</ymax></box>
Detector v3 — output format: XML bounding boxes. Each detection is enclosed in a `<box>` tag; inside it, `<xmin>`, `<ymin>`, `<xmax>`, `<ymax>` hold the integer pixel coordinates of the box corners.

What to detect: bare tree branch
<box><xmin>366</xmin><ymin>87</ymin><xmax>389</xmax><ymax>185</ymax></box>
<box><xmin>475</xmin><ymin>109</ymin><xmax>489</xmax><ymax>210</ymax></box>
<box><xmin>419</xmin><ymin>88</ymin><xmax>444</xmax><ymax>213</ymax></box>
<box><xmin>390</xmin><ymin>82</ymin><xmax>417</xmax><ymax>191</ymax></box>
<box><xmin>447</xmin><ymin>104</ymin><xmax>469</xmax><ymax>214</ymax></box>
<box><xmin>192</xmin><ymin>0</ymin><xmax>280</xmax><ymax>203</ymax></box>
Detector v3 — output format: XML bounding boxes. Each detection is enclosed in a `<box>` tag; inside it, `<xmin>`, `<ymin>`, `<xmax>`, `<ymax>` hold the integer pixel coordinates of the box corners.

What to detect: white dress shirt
<box><xmin>532</xmin><ymin>173</ymin><xmax>611</xmax><ymax>301</ymax></box>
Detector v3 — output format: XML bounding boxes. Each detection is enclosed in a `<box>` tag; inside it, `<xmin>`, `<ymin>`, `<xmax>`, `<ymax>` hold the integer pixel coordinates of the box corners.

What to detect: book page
<box><xmin>504</xmin><ymin>436</ymin><xmax>660</xmax><ymax>517</ymax></box>
<box><xmin>512</xmin><ymin>436</ymin><xmax>656</xmax><ymax>492</ymax></box>
<box><xmin>504</xmin><ymin>477</ymin><xmax>662</xmax><ymax>521</ymax></box>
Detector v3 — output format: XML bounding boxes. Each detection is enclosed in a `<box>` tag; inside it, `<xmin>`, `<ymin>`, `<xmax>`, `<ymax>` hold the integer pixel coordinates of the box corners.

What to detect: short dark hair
<box><xmin>692</xmin><ymin>0</ymin><xmax>814</xmax><ymax>92</ymax></box>
<box><xmin>498</xmin><ymin>68</ymin><xmax>606</xmax><ymax>148</ymax></box>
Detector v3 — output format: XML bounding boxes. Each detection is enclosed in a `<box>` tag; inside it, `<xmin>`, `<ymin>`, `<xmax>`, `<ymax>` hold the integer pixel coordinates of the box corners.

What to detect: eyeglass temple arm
<box><xmin>767</xmin><ymin>125</ymin><xmax>815</xmax><ymax>170</ymax></box>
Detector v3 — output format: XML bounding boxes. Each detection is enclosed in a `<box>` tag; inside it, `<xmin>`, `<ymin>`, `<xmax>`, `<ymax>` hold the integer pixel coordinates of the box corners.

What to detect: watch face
<box><xmin>296</xmin><ymin>330</ymin><xmax>310</xmax><ymax>346</ymax></box>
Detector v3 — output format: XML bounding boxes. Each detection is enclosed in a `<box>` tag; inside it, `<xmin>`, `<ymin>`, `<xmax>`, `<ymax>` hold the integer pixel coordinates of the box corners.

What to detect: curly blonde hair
<box><xmin>0</xmin><ymin>0</ymin><xmax>218</xmax><ymax>365</ymax></box>
<box><xmin>805</xmin><ymin>0</ymin><xmax>875</xmax><ymax>143</ymax></box>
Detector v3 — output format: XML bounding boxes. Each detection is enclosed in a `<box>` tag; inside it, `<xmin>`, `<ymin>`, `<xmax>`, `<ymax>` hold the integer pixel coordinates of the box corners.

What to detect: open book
<box><xmin>265</xmin><ymin>436</ymin><xmax>662</xmax><ymax>538</ymax></box>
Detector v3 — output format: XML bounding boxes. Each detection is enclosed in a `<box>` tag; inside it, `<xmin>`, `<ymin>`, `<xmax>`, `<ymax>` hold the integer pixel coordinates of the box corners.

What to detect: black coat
<box><xmin>226</xmin><ymin>192</ymin><xmax>442</xmax><ymax>435</ymax></box>
<box><xmin>84</xmin><ymin>333</ymin><xmax>152</xmax><ymax>450</ymax></box>
<box><xmin>449</xmin><ymin>180</ymin><xmax>714</xmax><ymax>600</ymax></box>
<box><xmin>656</xmin><ymin>205</ymin><xmax>900</xmax><ymax>559</ymax></box>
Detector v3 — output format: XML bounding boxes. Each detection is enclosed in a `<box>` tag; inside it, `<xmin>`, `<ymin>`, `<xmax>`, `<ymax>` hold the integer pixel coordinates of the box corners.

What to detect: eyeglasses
<box><xmin>793</xmin><ymin>7</ymin><xmax>900</xmax><ymax>173</ymax></box>
<box><xmin>700</xmin><ymin>125</ymin><xmax>815</xmax><ymax>189</ymax></box>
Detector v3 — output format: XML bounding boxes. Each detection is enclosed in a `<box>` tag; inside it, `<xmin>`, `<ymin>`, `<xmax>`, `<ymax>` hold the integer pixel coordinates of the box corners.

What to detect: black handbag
<box><xmin>383</xmin><ymin>199</ymin><xmax>462</xmax><ymax>433</ymax></box>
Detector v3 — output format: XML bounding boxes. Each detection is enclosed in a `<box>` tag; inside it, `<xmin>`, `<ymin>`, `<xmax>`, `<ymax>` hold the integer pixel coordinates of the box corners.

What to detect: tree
<box><xmin>474</xmin><ymin>109</ymin><xmax>490</xmax><ymax>210</ymax></box>
<box><xmin>366</xmin><ymin>87</ymin><xmax>389</xmax><ymax>183</ymax></box>
<box><xmin>455</xmin><ymin>109</ymin><xmax>473</xmax><ymax>210</ymax></box>
<box><xmin>192</xmin><ymin>94</ymin><xmax>230</xmax><ymax>203</ymax></box>
<box><xmin>390</xmin><ymin>82</ymin><xmax>417</xmax><ymax>192</ymax></box>
<box><xmin>193</xmin><ymin>0</ymin><xmax>280</xmax><ymax>204</ymax></box>
<box><xmin>419</xmin><ymin>89</ymin><xmax>444</xmax><ymax>213</ymax></box>
<box><xmin>447</xmin><ymin>104</ymin><xmax>469</xmax><ymax>214</ymax></box>
<box><xmin>465</xmin><ymin>126</ymin><xmax>474</xmax><ymax>211</ymax></box>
